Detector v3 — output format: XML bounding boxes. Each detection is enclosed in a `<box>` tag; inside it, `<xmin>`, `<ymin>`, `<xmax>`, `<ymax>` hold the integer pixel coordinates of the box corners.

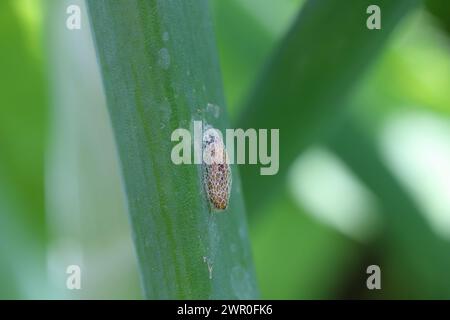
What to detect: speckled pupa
<box><xmin>202</xmin><ymin>126</ymin><xmax>231</xmax><ymax>211</ymax></box>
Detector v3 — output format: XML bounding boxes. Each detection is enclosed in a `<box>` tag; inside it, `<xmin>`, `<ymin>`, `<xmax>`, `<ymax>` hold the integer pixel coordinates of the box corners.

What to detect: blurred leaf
<box><xmin>0</xmin><ymin>0</ymin><xmax>48</xmax><ymax>298</ymax></box>
<box><xmin>237</xmin><ymin>0</ymin><xmax>419</xmax><ymax>215</ymax></box>
<box><xmin>426</xmin><ymin>0</ymin><xmax>450</xmax><ymax>35</ymax></box>
<box><xmin>211</xmin><ymin>0</ymin><xmax>303</xmax><ymax>116</ymax></box>
<box><xmin>348</xmin><ymin>10</ymin><xmax>450</xmax><ymax>122</ymax></box>
<box><xmin>211</xmin><ymin>0</ymin><xmax>273</xmax><ymax>117</ymax></box>
<box><xmin>0</xmin><ymin>0</ymin><xmax>47</xmax><ymax>240</ymax></box>
<box><xmin>251</xmin><ymin>190</ymin><xmax>361</xmax><ymax>299</ymax></box>
<box><xmin>45</xmin><ymin>0</ymin><xmax>142</xmax><ymax>299</ymax></box>
<box><xmin>326</xmin><ymin>115</ymin><xmax>450</xmax><ymax>298</ymax></box>
<box><xmin>86</xmin><ymin>0</ymin><xmax>258</xmax><ymax>299</ymax></box>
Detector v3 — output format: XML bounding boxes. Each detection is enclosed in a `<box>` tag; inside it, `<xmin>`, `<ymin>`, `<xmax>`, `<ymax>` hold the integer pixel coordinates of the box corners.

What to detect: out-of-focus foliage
<box><xmin>211</xmin><ymin>0</ymin><xmax>303</xmax><ymax>117</ymax></box>
<box><xmin>236</xmin><ymin>0</ymin><xmax>419</xmax><ymax>214</ymax></box>
<box><xmin>0</xmin><ymin>0</ymin><xmax>48</xmax><ymax>298</ymax></box>
<box><xmin>46</xmin><ymin>0</ymin><xmax>141</xmax><ymax>299</ymax></box>
<box><xmin>426</xmin><ymin>0</ymin><xmax>450</xmax><ymax>35</ymax></box>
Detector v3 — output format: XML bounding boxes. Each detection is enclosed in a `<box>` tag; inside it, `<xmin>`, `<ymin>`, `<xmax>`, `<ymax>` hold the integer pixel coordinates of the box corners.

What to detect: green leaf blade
<box><xmin>87</xmin><ymin>0</ymin><xmax>258</xmax><ymax>299</ymax></box>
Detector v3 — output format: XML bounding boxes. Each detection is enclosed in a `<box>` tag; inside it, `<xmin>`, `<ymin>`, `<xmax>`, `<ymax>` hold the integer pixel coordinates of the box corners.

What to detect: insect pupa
<box><xmin>202</xmin><ymin>126</ymin><xmax>231</xmax><ymax>211</ymax></box>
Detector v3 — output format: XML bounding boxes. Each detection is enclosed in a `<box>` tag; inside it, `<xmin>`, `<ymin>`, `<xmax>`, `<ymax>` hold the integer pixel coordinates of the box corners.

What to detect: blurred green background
<box><xmin>0</xmin><ymin>0</ymin><xmax>449</xmax><ymax>299</ymax></box>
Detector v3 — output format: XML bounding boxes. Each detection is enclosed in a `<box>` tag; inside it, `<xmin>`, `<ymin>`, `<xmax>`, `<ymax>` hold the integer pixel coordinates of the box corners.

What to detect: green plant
<box><xmin>86</xmin><ymin>0</ymin><xmax>257</xmax><ymax>299</ymax></box>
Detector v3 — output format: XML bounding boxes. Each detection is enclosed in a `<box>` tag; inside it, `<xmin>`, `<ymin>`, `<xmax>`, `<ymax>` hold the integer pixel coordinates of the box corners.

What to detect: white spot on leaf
<box><xmin>206</xmin><ymin>103</ymin><xmax>220</xmax><ymax>119</ymax></box>
<box><xmin>203</xmin><ymin>256</ymin><xmax>213</xmax><ymax>280</ymax></box>
<box><xmin>162</xmin><ymin>31</ymin><xmax>169</xmax><ymax>42</ymax></box>
<box><xmin>158</xmin><ymin>48</ymin><xmax>170</xmax><ymax>70</ymax></box>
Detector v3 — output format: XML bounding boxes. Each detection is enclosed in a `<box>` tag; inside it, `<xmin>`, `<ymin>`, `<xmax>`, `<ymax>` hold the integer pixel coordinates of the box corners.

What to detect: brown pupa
<box><xmin>202</xmin><ymin>126</ymin><xmax>231</xmax><ymax>211</ymax></box>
